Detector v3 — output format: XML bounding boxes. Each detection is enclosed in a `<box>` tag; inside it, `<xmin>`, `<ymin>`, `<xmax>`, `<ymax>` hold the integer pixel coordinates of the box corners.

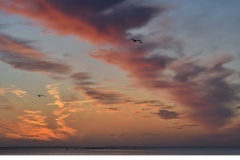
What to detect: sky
<box><xmin>0</xmin><ymin>0</ymin><xmax>240</xmax><ymax>147</ymax></box>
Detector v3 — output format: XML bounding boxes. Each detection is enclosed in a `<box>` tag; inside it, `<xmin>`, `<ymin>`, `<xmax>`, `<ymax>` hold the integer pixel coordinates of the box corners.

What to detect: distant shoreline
<box><xmin>0</xmin><ymin>147</ymin><xmax>240</xmax><ymax>155</ymax></box>
<box><xmin>0</xmin><ymin>146</ymin><xmax>240</xmax><ymax>150</ymax></box>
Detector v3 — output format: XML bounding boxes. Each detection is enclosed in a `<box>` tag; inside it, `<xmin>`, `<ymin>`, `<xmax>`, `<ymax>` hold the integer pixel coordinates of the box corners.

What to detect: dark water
<box><xmin>0</xmin><ymin>148</ymin><xmax>240</xmax><ymax>155</ymax></box>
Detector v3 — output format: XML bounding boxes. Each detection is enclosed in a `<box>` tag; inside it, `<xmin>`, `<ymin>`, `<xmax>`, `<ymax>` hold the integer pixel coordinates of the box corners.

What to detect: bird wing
<box><xmin>138</xmin><ymin>40</ymin><xmax>142</xmax><ymax>43</ymax></box>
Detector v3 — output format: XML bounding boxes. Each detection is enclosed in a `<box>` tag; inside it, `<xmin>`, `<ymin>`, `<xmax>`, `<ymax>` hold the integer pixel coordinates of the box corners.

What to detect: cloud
<box><xmin>10</xmin><ymin>89</ymin><xmax>27</xmax><ymax>98</ymax></box>
<box><xmin>166</xmin><ymin>54</ymin><xmax>240</xmax><ymax>129</ymax></box>
<box><xmin>0</xmin><ymin>0</ymin><xmax>165</xmax><ymax>44</ymax></box>
<box><xmin>0</xmin><ymin>110</ymin><xmax>58</xmax><ymax>141</ymax></box>
<box><xmin>1</xmin><ymin>0</ymin><xmax>239</xmax><ymax>131</ymax></box>
<box><xmin>92</xmin><ymin>48</ymin><xmax>176</xmax><ymax>83</ymax></box>
<box><xmin>134</xmin><ymin>100</ymin><xmax>163</xmax><ymax>105</ymax></box>
<box><xmin>70</xmin><ymin>72</ymin><xmax>96</xmax><ymax>88</ymax></box>
<box><xmin>0</xmin><ymin>51</ymin><xmax>71</xmax><ymax>74</ymax></box>
<box><xmin>19</xmin><ymin>110</ymin><xmax>48</xmax><ymax>126</ymax></box>
<box><xmin>168</xmin><ymin>123</ymin><xmax>198</xmax><ymax>130</ymax></box>
<box><xmin>0</xmin><ymin>87</ymin><xmax>8</xmax><ymax>95</ymax></box>
<box><xmin>47</xmin><ymin>83</ymin><xmax>82</xmax><ymax>136</ymax></box>
<box><xmin>93</xmin><ymin>43</ymin><xmax>240</xmax><ymax>130</ymax></box>
<box><xmin>82</xmin><ymin>87</ymin><xmax>131</xmax><ymax>105</ymax></box>
<box><xmin>154</xmin><ymin>109</ymin><xmax>181</xmax><ymax>120</ymax></box>
<box><xmin>0</xmin><ymin>84</ymin><xmax>86</xmax><ymax>141</ymax></box>
<box><xmin>105</xmin><ymin>108</ymin><xmax>121</xmax><ymax>113</ymax></box>
<box><xmin>0</xmin><ymin>34</ymin><xmax>71</xmax><ymax>74</ymax></box>
<box><xmin>0</xmin><ymin>34</ymin><xmax>44</xmax><ymax>58</ymax></box>
<box><xmin>0</xmin><ymin>85</ymin><xmax>27</xmax><ymax>97</ymax></box>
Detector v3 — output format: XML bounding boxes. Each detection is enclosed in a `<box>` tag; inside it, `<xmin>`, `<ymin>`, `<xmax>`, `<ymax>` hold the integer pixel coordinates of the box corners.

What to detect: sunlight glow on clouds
<box><xmin>0</xmin><ymin>0</ymin><xmax>240</xmax><ymax>147</ymax></box>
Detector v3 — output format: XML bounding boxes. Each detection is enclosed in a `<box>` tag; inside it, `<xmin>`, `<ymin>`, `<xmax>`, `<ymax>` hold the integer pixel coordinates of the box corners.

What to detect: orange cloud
<box><xmin>0</xmin><ymin>110</ymin><xmax>58</xmax><ymax>141</ymax></box>
<box><xmin>46</xmin><ymin>83</ymin><xmax>84</xmax><ymax>137</ymax></box>
<box><xmin>0</xmin><ymin>0</ymin><xmax>163</xmax><ymax>44</ymax></box>
<box><xmin>0</xmin><ymin>87</ymin><xmax>8</xmax><ymax>95</ymax></box>
<box><xmin>10</xmin><ymin>89</ymin><xmax>27</xmax><ymax>98</ymax></box>
<box><xmin>0</xmin><ymin>85</ymin><xmax>27</xmax><ymax>97</ymax></box>
<box><xmin>0</xmin><ymin>34</ymin><xmax>45</xmax><ymax>58</ymax></box>
<box><xmin>0</xmin><ymin>83</ymin><xmax>87</xmax><ymax>141</ymax></box>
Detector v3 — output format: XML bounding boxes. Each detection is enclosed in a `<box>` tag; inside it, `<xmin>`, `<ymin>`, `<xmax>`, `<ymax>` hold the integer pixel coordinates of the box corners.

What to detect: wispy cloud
<box><xmin>0</xmin><ymin>110</ymin><xmax>57</xmax><ymax>141</ymax></box>
<box><xmin>0</xmin><ymin>34</ymin><xmax>71</xmax><ymax>75</ymax></box>
<box><xmin>47</xmin><ymin>83</ymin><xmax>83</xmax><ymax>137</ymax></box>
<box><xmin>10</xmin><ymin>89</ymin><xmax>27</xmax><ymax>98</ymax></box>
<box><xmin>82</xmin><ymin>87</ymin><xmax>132</xmax><ymax>105</ymax></box>
<box><xmin>0</xmin><ymin>85</ymin><xmax>27</xmax><ymax>97</ymax></box>
<box><xmin>19</xmin><ymin>110</ymin><xmax>48</xmax><ymax>126</ymax></box>
<box><xmin>154</xmin><ymin>109</ymin><xmax>181</xmax><ymax>120</ymax></box>
<box><xmin>105</xmin><ymin>108</ymin><xmax>121</xmax><ymax>113</ymax></box>
<box><xmin>0</xmin><ymin>83</ymin><xmax>85</xmax><ymax>141</ymax></box>
<box><xmin>0</xmin><ymin>34</ymin><xmax>44</xmax><ymax>58</ymax></box>
<box><xmin>47</xmin><ymin>83</ymin><xmax>65</xmax><ymax>108</ymax></box>
<box><xmin>167</xmin><ymin>123</ymin><xmax>198</xmax><ymax>130</ymax></box>
<box><xmin>70</xmin><ymin>72</ymin><xmax>96</xmax><ymax>89</ymax></box>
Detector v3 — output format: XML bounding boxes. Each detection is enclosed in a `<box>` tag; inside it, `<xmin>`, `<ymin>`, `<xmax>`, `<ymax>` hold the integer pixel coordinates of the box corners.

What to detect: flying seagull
<box><xmin>131</xmin><ymin>39</ymin><xmax>142</xmax><ymax>43</ymax></box>
<box><xmin>36</xmin><ymin>94</ymin><xmax>45</xmax><ymax>97</ymax></box>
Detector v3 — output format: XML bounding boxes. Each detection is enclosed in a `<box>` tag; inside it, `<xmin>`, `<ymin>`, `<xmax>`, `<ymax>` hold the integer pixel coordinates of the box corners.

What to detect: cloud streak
<box><xmin>154</xmin><ymin>109</ymin><xmax>181</xmax><ymax>120</ymax></box>
<box><xmin>0</xmin><ymin>34</ymin><xmax>71</xmax><ymax>75</ymax></box>
<box><xmin>0</xmin><ymin>0</ymin><xmax>164</xmax><ymax>44</ymax></box>
<box><xmin>0</xmin><ymin>110</ymin><xmax>58</xmax><ymax>141</ymax></box>
<box><xmin>82</xmin><ymin>87</ymin><xmax>131</xmax><ymax>105</ymax></box>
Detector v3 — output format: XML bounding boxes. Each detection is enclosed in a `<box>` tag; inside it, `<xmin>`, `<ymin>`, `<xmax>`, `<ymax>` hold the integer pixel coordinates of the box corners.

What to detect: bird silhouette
<box><xmin>131</xmin><ymin>39</ymin><xmax>142</xmax><ymax>43</ymax></box>
<box><xmin>36</xmin><ymin>94</ymin><xmax>45</xmax><ymax>97</ymax></box>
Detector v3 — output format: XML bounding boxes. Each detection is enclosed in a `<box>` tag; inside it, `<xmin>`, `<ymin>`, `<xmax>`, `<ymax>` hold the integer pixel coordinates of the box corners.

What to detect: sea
<box><xmin>0</xmin><ymin>147</ymin><xmax>240</xmax><ymax>155</ymax></box>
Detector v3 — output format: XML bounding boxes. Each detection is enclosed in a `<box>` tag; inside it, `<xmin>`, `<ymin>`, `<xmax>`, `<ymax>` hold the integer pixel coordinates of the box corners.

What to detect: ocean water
<box><xmin>0</xmin><ymin>148</ymin><xmax>240</xmax><ymax>155</ymax></box>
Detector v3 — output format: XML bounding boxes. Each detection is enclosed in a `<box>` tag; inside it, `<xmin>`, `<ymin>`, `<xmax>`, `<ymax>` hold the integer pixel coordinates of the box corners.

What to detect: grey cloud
<box><xmin>158</xmin><ymin>54</ymin><xmax>240</xmax><ymax>129</ymax></box>
<box><xmin>134</xmin><ymin>100</ymin><xmax>163</xmax><ymax>105</ymax></box>
<box><xmin>49</xmin><ymin>0</ymin><xmax>163</xmax><ymax>40</ymax></box>
<box><xmin>0</xmin><ymin>34</ymin><xmax>71</xmax><ymax>75</ymax></box>
<box><xmin>70</xmin><ymin>72</ymin><xmax>96</xmax><ymax>88</ymax></box>
<box><xmin>83</xmin><ymin>87</ymin><xmax>131</xmax><ymax>105</ymax></box>
<box><xmin>105</xmin><ymin>108</ymin><xmax>121</xmax><ymax>112</ymax></box>
<box><xmin>0</xmin><ymin>51</ymin><xmax>71</xmax><ymax>74</ymax></box>
<box><xmin>154</xmin><ymin>109</ymin><xmax>181</xmax><ymax>119</ymax></box>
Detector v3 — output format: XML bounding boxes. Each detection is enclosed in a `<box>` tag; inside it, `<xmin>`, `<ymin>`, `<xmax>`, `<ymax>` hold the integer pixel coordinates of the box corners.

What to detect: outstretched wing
<box><xmin>138</xmin><ymin>40</ymin><xmax>142</xmax><ymax>43</ymax></box>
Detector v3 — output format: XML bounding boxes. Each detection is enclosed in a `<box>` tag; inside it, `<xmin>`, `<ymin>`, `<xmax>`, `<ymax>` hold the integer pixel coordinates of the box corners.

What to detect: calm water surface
<box><xmin>0</xmin><ymin>148</ymin><xmax>240</xmax><ymax>155</ymax></box>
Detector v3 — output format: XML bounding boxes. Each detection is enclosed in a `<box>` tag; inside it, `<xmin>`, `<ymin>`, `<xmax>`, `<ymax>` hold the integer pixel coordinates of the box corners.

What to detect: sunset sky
<box><xmin>0</xmin><ymin>0</ymin><xmax>240</xmax><ymax>147</ymax></box>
